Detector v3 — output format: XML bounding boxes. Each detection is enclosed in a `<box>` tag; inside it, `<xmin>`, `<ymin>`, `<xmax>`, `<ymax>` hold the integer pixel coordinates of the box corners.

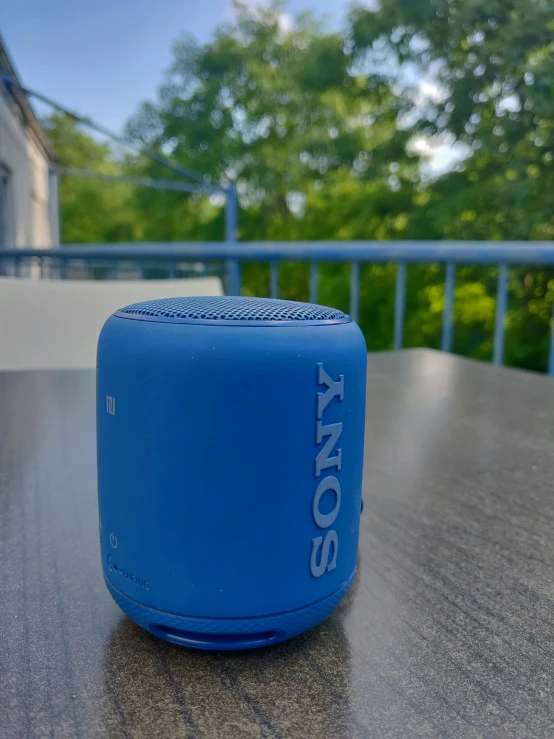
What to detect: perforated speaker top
<box><xmin>116</xmin><ymin>296</ymin><xmax>350</xmax><ymax>326</ymax></box>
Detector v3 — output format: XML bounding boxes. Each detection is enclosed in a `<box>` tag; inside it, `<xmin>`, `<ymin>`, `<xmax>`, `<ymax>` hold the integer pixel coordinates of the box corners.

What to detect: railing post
<box><xmin>225</xmin><ymin>185</ymin><xmax>240</xmax><ymax>296</ymax></box>
<box><xmin>493</xmin><ymin>263</ymin><xmax>508</xmax><ymax>366</ymax></box>
<box><xmin>441</xmin><ymin>262</ymin><xmax>456</xmax><ymax>353</ymax></box>
<box><xmin>48</xmin><ymin>167</ymin><xmax>61</xmax><ymax>246</ymax></box>
<box><xmin>548</xmin><ymin>295</ymin><xmax>554</xmax><ymax>376</ymax></box>
<box><xmin>309</xmin><ymin>263</ymin><xmax>318</xmax><ymax>304</ymax></box>
<box><xmin>270</xmin><ymin>262</ymin><xmax>279</xmax><ymax>299</ymax></box>
<box><xmin>394</xmin><ymin>262</ymin><xmax>406</xmax><ymax>350</ymax></box>
<box><xmin>350</xmin><ymin>262</ymin><xmax>360</xmax><ymax>323</ymax></box>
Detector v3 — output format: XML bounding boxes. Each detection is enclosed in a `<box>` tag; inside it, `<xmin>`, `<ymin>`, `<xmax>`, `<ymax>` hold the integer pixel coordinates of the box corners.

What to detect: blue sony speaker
<box><xmin>97</xmin><ymin>296</ymin><xmax>367</xmax><ymax>650</ymax></box>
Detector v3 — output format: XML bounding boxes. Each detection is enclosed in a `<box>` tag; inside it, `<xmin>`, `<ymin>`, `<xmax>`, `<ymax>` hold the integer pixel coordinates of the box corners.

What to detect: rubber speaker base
<box><xmin>104</xmin><ymin>570</ymin><xmax>355</xmax><ymax>650</ymax></box>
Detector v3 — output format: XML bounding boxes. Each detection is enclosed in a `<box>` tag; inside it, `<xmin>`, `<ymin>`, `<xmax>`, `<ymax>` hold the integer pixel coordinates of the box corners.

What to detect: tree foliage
<box><xmin>43</xmin><ymin>114</ymin><xmax>140</xmax><ymax>243</ymax></box>
<box><xmin>46</xmin><ymin>0</ymin><xmax>554</xmax><ymax>371</ymax></box>
<box><xmin>350</xmin><ymin>0</ymin><xmax>554</xmax><ymax>367</ymax></box>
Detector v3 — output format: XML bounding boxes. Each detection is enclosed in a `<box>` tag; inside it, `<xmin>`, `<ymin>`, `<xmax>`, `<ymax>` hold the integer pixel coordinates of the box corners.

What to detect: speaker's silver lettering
<box><xmin>316</xmin><ymin>364</ymin><xmax>344</xmax><ymax>419</ymax></box>
<box><xmin>310</xmin><ymin>530</ymin><xmax>338</xmax><ymax>577</ymax></box>
<box><xmin>315</xmin><ymin>421</ymin><xmax>343</xmax><ymax>477</ymax></box>
<box><xmin>310</xmin><ymin>364</ymin><xmax>344</xmax><ymax>578</ymax></box>
<box><xmin>313</xmin><ymin>476</ymin><xmax>341</xmax><ymax>529</ymax></box>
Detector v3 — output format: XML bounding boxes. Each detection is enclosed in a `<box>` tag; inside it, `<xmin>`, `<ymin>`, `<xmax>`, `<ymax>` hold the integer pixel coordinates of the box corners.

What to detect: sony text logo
<box><xmin>310</xmin><ymin>363</ymin><xmax>343</xmax><ymax>578</ymax></box>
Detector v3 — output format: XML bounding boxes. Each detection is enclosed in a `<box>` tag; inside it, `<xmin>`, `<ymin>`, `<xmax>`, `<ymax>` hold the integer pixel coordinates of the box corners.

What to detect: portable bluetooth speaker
<box><xmin>97</xmin><ymin>296</ymin><xmax>367</xmax><ymax>650</ymax></box>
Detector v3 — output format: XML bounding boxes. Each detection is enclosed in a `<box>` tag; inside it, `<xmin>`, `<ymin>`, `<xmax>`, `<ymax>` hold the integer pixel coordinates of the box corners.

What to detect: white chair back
<box><xmin>0</xmin><ymin>277</ymin><xmax>224</xmax><ymax>370</ymax></box>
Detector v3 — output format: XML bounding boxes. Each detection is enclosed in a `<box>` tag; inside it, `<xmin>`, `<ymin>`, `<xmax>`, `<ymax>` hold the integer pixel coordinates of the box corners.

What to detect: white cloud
<box><xmin>416</xmin><ymin>79</ymin><xmax>447</xmax><ymax>105</ymax></box>
<box><xmin>409</xmin><ymin>133</ymin><xmax>471</xmax><ymax>178</ymax></box>
<box><xmin>276</xmin><ymin>11</ymin><xmax>293</xmax><ymax>32</ymax></box>
<box><xmin>223</xmin><ymin>0</ymin><xmax>293</xmax><ymax>32</ymax></box>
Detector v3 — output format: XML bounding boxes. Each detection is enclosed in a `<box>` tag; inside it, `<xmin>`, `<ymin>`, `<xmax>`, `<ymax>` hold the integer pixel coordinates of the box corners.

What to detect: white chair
<box><xmin>0</xmin><ymin>277</ymin><xmax>224</xmax><ymax>370</ymax></box>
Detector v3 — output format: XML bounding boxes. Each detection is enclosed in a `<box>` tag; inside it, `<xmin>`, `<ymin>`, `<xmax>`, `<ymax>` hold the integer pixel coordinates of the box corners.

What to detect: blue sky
<box><xmin>2</xmin><ymin>0</ymin><xmax>363</xmax><ymax>133</ymax></box>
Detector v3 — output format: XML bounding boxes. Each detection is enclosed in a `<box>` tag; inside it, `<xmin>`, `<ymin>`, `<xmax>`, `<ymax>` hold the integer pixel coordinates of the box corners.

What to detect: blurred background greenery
<box><xmin>45</xmin><ymin>0</ymin><xmax>554</xmax><ymax>371</ymax></box>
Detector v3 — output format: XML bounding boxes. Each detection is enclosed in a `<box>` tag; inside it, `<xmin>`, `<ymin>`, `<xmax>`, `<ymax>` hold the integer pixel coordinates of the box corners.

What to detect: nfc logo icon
<box><xmin>106</xmin><ymin>396</ymin><xmax>116</xmax><ymax>415</ymax></box>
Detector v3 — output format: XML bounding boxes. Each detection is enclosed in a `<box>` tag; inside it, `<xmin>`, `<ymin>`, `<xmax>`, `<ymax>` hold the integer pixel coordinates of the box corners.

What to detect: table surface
<box><xmin>2</xmin><ymin>349</ymin><xmax>554</xmax><ymax>739</ymax></box>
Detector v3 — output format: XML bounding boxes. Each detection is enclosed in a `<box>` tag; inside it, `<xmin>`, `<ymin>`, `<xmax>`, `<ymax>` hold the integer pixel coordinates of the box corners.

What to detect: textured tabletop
<box><xmin>2</xmin><ymin>349</ymin><xmax>554</xmax><ymax>738</ymax></box>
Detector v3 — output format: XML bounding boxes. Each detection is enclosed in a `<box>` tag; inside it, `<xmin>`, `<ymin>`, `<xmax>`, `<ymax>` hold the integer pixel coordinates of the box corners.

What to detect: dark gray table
<box><xmin>2</xmin><ymin>349</ymin><xmax>554</xmax><ymax>739</ymax></box>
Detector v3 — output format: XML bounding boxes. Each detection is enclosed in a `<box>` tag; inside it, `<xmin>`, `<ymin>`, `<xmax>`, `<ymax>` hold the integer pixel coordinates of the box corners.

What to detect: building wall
<box><xmin>0</xmin><ymin>88</ymin><xmax>54</xmax><ymax>248</ymax></box>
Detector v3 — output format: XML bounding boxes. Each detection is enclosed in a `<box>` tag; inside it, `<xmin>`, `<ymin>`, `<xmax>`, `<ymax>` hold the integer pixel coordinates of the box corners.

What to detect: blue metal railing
<box><xmin>2</xmin><ymin>240</ymin><xmax>554</xmax><ymax>373</ymax></box>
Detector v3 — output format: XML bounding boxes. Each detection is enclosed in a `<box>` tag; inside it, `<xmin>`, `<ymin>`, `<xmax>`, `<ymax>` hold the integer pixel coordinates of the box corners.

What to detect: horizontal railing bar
<box><xmin>56</xmin><ymin>168</ymin><xmax>222</xmax><ymax>195</ymax></box>
<box><xmin>4</xmin><ymin>242</ymin><xmax>554</xmax><ymax>264</ymax></box>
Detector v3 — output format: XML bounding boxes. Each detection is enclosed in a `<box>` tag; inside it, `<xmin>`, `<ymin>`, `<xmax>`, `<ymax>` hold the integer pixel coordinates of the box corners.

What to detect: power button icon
<box><xmin>109</xmin><ymin>532</ymin><xmax>118</xmax><ymax>549</ymax></box>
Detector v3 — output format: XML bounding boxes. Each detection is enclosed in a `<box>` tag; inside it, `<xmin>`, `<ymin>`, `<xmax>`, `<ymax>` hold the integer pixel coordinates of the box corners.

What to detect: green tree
<box><xmin>350</xmin><ymin>0</ymin><xmax>554</xmax><ymax>369</ymax></box>
<box><xmin>123</xmin><ymin>1</ymin><xmax>425</xmax><ymax>342</ymax></box>
<box><xmin>48</xmin><ymin>1</ymin><xmax>554</xmax><ymax>371</ymax></box>
<box><xmin>126</xmin><ymin>2</ymin><xmax>415</xmax><ymax>239</ymax></box>
<box><xmin>43</xmin><ymin>114</ymin><xmax>140</xmax><ymax>243</ymax></box>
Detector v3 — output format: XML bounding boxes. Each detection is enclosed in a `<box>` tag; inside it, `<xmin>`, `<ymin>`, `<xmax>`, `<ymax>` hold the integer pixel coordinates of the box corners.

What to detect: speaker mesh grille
<box><xmin>119</xmin><ymin>296</ymin><xmax>347</xmax><ymax>323</ymax></box>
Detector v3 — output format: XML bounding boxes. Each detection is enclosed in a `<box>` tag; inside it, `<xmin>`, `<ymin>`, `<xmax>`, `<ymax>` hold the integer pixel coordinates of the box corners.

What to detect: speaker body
<box><xmin>97</xmin><ymin>296</ymin><xmax>367</xmax><ymax>649</ymax></box>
